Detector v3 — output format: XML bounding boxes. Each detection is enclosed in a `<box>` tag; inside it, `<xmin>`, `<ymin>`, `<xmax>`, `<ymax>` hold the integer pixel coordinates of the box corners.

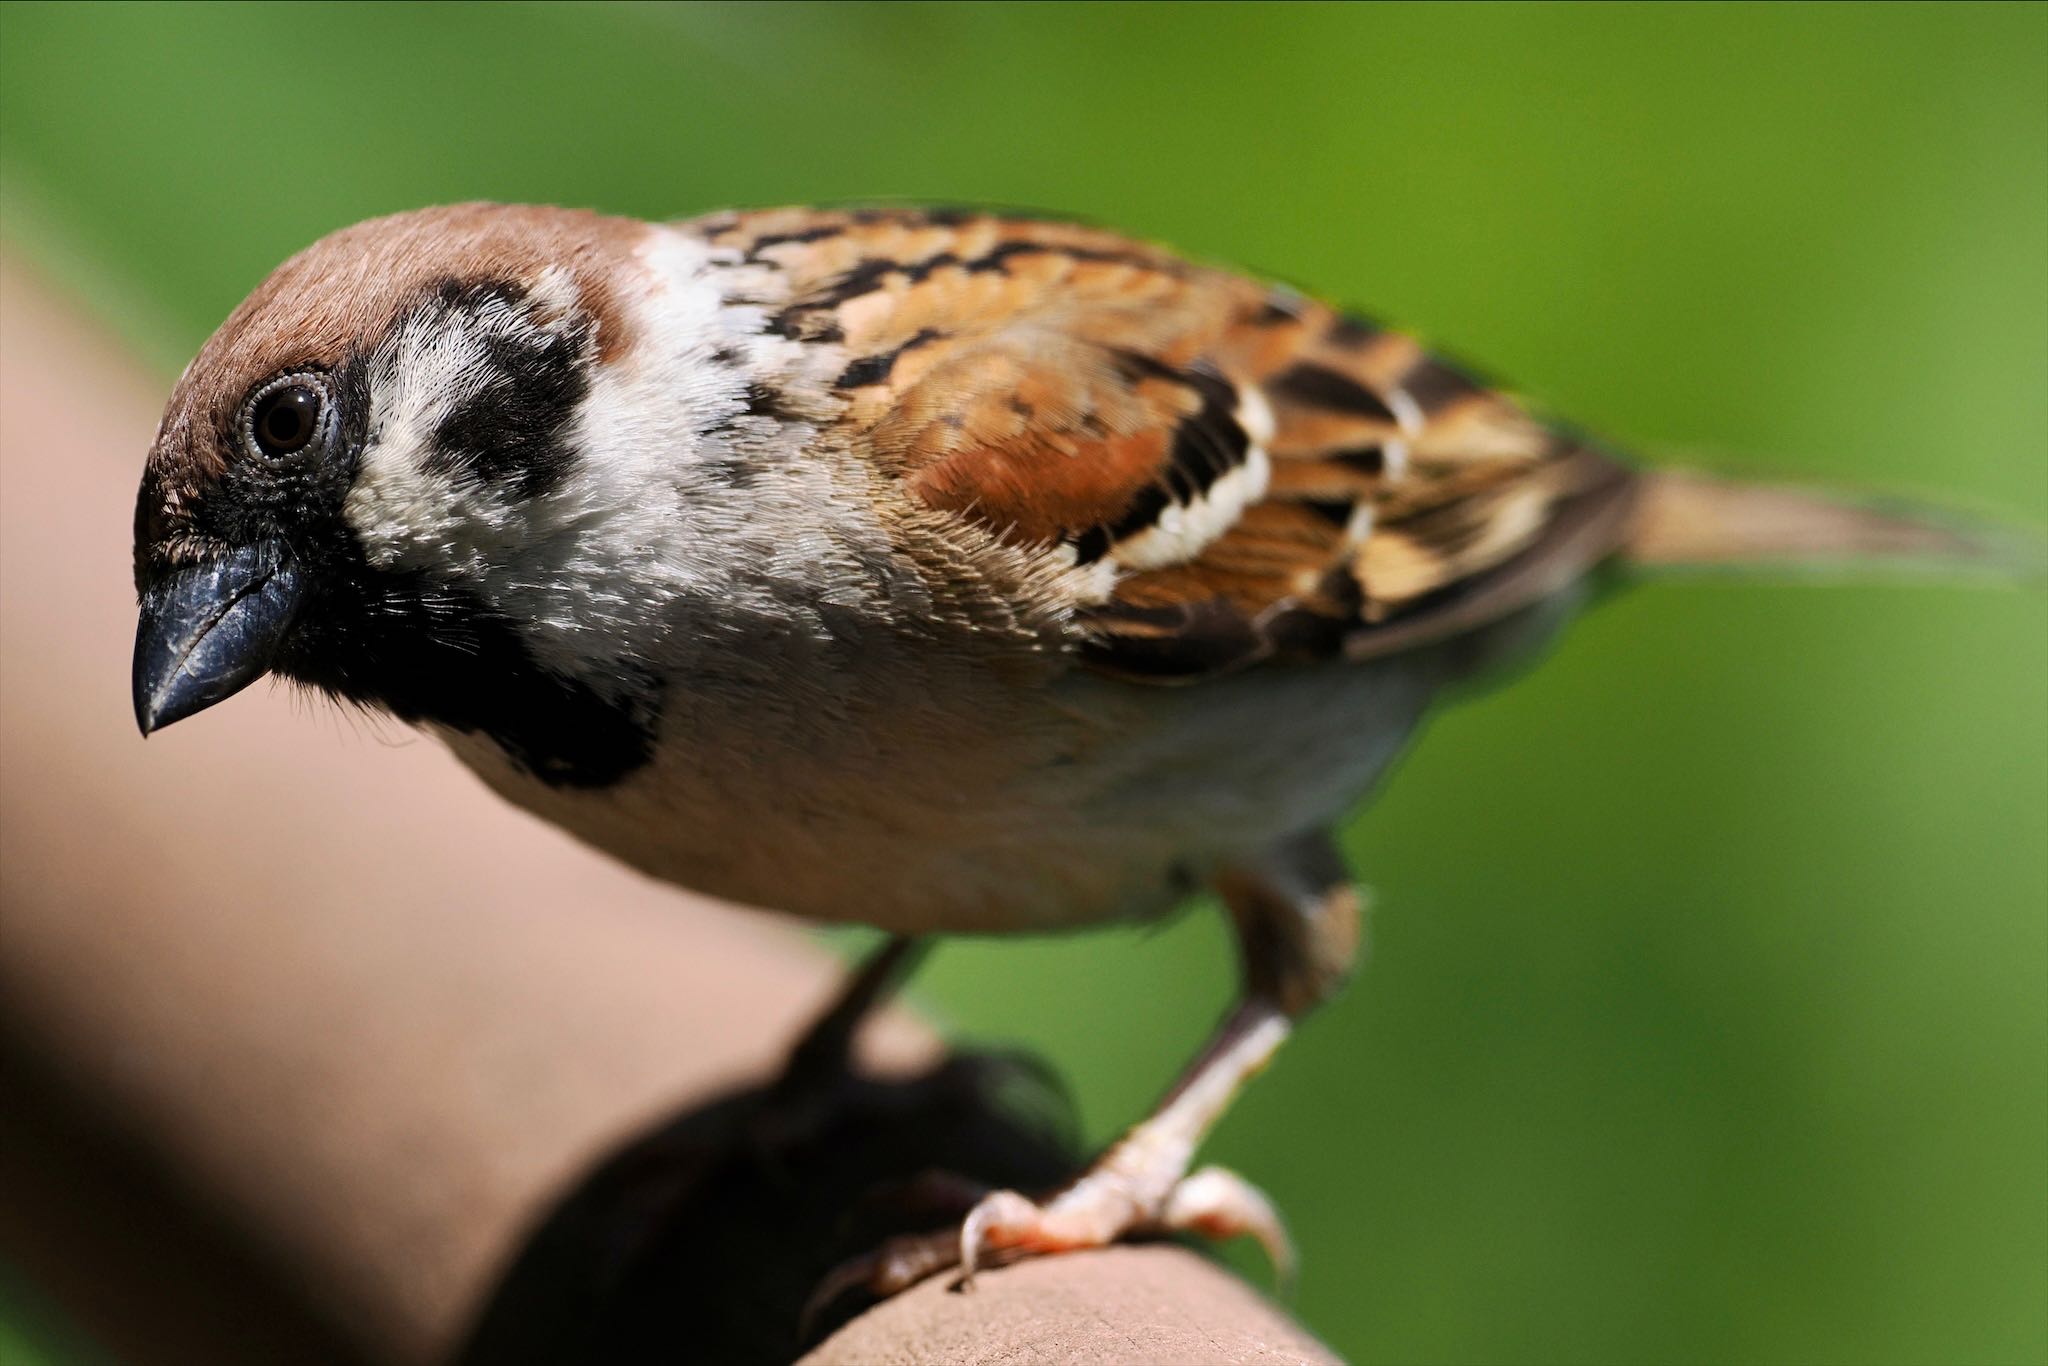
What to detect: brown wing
<box><xmin>698</xmin><ymin>208</ymin><xmax>1642</xmax><ymax>681</ymax></box>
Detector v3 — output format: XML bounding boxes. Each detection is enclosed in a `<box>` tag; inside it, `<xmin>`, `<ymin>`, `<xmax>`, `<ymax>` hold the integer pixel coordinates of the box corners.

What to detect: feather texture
<box><xmin>696</xmin><ymin>208</ymin><xmax>1641</xmax><ymax>682</ymax></box>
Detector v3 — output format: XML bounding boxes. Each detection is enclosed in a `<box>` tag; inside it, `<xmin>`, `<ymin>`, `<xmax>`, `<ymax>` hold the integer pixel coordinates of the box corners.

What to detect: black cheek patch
<box><xmin>430</xmin><ymin>324</ymin><xmax>591</xmax><ymax>500</ymax></box>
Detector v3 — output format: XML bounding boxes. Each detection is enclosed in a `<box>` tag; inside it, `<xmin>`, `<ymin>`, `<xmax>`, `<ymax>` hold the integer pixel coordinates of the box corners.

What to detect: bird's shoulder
<box><xmin>686</xmin><ymin>206</ymin><xmax>1641</xmax><ymax>681</ymax></box>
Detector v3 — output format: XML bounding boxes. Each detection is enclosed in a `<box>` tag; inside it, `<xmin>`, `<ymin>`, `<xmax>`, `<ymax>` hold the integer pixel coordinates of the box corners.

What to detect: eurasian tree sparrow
<box><xmin>129</xmin><ymin>203</ymin><xmax>2011</xmax><ymax>1296</ymax></box>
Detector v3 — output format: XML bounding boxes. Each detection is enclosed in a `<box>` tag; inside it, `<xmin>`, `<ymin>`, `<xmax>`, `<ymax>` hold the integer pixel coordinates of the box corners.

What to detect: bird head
<box><xmin>127</xmin><ymin>204</ymin><xmax>803</xmax><ymax>787</ymax></box>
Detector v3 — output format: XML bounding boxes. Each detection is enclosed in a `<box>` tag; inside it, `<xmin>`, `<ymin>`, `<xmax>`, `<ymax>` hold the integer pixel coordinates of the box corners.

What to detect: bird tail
<box><xmin>1619</xmin><ymin>470</ymin><xmax>2045</xmax><ymax>583</ymax></box>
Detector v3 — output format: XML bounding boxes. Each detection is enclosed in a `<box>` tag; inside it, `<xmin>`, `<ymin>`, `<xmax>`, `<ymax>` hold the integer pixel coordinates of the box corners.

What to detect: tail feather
<box><xmin>1622</xmin><ymin>471</ymin><xmax>2045</xmax><ymax>582</ymax></box>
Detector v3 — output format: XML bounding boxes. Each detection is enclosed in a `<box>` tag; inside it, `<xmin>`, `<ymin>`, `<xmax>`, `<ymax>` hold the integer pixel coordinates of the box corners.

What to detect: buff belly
<box><xmin>437</xmin><ymin>648</ymin><xmax>1448</xmax><ymax>936</ymax></box>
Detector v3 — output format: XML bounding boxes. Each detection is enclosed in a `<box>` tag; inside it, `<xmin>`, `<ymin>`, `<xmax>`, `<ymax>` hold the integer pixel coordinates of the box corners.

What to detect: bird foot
<box><xmin>803</xmin><ymin>1159</ymin><xmax>1292</xmax><ymax>1332</ymax></box>
<box><xmin>957</xmin><ymin>1162</ymin><xmax>1292</xmax><ymax>1284</ymax></box>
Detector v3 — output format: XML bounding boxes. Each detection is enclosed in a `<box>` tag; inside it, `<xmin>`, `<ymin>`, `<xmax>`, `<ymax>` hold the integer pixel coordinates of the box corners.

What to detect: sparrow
<box><xmin>130</xmin><ymin>203</ymin><xmax>2011</xmax><ymax>1297</ymax></box>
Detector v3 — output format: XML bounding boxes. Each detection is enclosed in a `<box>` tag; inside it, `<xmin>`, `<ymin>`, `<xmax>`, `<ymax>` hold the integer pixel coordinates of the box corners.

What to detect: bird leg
<box><xmin>950</xmin><ymin>1000</ymin><xmax>1297</xmax><ymax>1279</ymax></box>
<box><xmin>814</xmin><ymin>830</ymin><xmax>1364</xmax><ymax>1306</ymax></box>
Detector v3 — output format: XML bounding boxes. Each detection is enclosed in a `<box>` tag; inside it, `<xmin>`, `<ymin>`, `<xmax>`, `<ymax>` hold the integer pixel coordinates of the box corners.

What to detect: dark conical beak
<box><xmin>133</xmin><ymin>541</ymin><xmax>302</xmax><ymax>735</ymax></box>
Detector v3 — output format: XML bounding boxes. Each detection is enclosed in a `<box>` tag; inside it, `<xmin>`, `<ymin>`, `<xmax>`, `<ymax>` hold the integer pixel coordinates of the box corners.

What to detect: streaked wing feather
<box><xmin>700</xmin><ymin>209</ymin><xmax>1643</xmax><ymax>681</ymax></box>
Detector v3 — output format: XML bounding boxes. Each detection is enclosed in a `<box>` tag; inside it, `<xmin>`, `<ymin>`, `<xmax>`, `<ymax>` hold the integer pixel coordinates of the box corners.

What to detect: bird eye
<box><xmin>243</xmin><ymin>374</ymin><xmax>330</xmax><ymax>459</ymax></box>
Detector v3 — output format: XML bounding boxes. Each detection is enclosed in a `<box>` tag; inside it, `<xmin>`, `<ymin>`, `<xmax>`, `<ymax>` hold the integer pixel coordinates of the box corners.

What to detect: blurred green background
<box><xmin>3</xmin><ymin>3</ymin><xmax>2043</xmax><ymax>1362</ymax></box>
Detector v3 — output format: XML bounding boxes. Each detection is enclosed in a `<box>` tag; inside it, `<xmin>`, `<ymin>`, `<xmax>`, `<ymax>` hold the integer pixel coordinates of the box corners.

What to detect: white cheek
<box><xmin>341</xmin><ymin>262</ymin><xmax>674</xmax><ymax>578</ymax></box>
<box><xmin>340</xmin><ymin>223</ymin><xmax>882</xmax><ymax>697</ymax></box>
<box><xmin>343</xmin><ymin>323</ymin><xmax>516</xmax><ymax>573</ymax></box>
<box><xmin>486</xmin><ymin>235</ymin><xmax>807</xmax><ymax>674</ymax></box>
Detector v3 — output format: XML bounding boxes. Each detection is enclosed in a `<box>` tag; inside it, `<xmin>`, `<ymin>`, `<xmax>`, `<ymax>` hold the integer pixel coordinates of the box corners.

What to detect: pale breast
<box><xmin>431</xmin><ymin>587</ymin><xmax>1580</xmax><ymax>935</ymax></box>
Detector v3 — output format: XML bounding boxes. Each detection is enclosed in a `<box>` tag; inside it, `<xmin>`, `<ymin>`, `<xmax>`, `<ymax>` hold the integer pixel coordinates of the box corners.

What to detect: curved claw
<box><xmin>1159</xmin><ymin>1164</ymin><xmax>1297</xmax><ymax>1293</ymax></box>
<box><xmin>958</xmin><ymin>1188</ymin><xmax>1043</xmax><ymax>1286</ymax></box>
